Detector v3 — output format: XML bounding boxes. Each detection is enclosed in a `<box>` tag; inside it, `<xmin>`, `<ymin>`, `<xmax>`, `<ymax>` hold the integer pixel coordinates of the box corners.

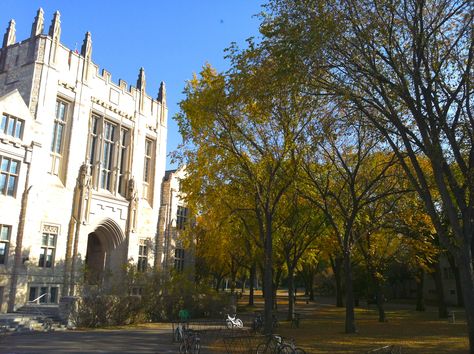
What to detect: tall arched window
<box><xmin>50</xmin><ymin>98</ymin><xmax>71</xmax><ymax>182</ymax></box>
<box><xmin>88</xmin><ymin>113</ymin><xmax>130</xmax><ymax>196</ymax></box>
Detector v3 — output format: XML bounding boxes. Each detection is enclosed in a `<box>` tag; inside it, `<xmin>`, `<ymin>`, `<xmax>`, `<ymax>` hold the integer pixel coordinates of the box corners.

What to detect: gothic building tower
<box><xmin>0</xmin><ymin>9</ymin><xmax>167</xmax><ymax>312</ymax></box>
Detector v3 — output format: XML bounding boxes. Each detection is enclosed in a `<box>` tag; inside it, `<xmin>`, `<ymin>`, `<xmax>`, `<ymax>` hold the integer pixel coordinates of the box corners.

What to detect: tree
<box><xmin>390</xmin><ymin>190</ymin><xmax>445</xmax><ymax>315</ymax></box>
<box><xmin>355</xmin><ymin>195</ymin><xmax>405</xmax><ymax>322</ymax></box>
<box><xmin>175</xmin><ymin>50</ymin><xmax>314</xmax><ymax>332</ymax></box>
<box><xmin>297</xmin><ymin>246</ymin><xmax>324</xmax><ymax>302</ymax></box>
<box><xmin>301</xmin><ymin>113</ymin><xmax>402</xmax><ymax>333</ymax></box>
<box><xmin>274</xmin><ymin>186</ymin><xmax>326</xmax><ymax>319</ymax></box>
<box><xmin>261</xmin><ymin>0</ymin><xmax>474</xmax><ymax>348</ymax></box>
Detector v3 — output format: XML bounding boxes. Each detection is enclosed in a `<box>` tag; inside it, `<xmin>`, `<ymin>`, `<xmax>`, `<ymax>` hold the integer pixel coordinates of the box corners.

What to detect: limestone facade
<box><xmin>0</xmin><ymin>9</ymin><xmax>167</xmax><ymax>312</ymax></box>
<box><xmin>156</xmin><ymin>167</ymin><xmax>194</xmax><ymax>273</ymax></box>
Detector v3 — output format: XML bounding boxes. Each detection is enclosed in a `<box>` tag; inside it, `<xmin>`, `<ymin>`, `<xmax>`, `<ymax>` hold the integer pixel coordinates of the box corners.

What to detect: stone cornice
<box><xmin>91</xmin><ymin>96</ymin><xmax>134</xmax><ymax>120</ymax></box>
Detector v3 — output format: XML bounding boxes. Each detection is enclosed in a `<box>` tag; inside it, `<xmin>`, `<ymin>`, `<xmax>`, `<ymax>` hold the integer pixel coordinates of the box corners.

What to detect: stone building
<box><xmin>0</xmin><ymin>9</ymin><xmax>167</xmax><ymax>312</ymax></box>
<box><xmin>156</xmin><ymin>167</ymin><xmax>194</xmax><ymax>273</ymax></box>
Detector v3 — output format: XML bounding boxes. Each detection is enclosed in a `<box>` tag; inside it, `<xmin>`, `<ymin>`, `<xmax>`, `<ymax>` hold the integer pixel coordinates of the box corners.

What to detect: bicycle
<box><xmin>285</xmin><ymin>337</ymin><xmax>306</xmax><ymax>354</ymax></box>
<box><xmin>42</xmin><ymin>317</ymin><xmax>53</xmax><ymax>332</ymax></box>
<box><xmin>0</xmin><ymin>325</ymin><xmax>8</xmax><ymax>342</ymax></box>
<box><xmin>174</xmin><ymin>323</ymin><xmax>186</xmax><ymax>342</ymax></box>
<box><xmin>252</xmin><ymin>312</ymin><xmax>263</xmax><ymax>332</ymax></box>
<box><xmin>256</xmin><ymin>334</ymin><xmax>294</xmax><ymax>354</ymax></box>
<box><xmin>272</xmin><ymin>314</ymin><xmax>279</xmax><ymax>329</ymax></box>
<box><xmin>252</xmin><ymin>312</ymin><xmax>279</xmax><ymax>333</ymax></box>
<box><xmin>179</xmin><ymin>328</ymin><xmax>201</xmax><ymax>354</ymax></box>
<box><xmin>226</xmin><ymin>313</ymin><xmax>243</xmax><ymax>329</ymax></box>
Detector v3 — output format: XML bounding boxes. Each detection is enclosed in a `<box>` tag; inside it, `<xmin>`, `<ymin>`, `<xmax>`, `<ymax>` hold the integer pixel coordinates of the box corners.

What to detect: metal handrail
<box><xmin>28</xmin><ymin>293</ymin><xmax>48</xmax><ymax>305</ymax></box>
<box><xmin>27</xmin><ymin>293</ymin><xmax>48</xmax><ymax>318</ymax></box>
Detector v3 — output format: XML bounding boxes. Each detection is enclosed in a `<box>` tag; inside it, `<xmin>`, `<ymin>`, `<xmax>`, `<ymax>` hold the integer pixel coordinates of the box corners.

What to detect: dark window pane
<box><xmin>55</xmin><ymin>101</ymin><xmax>60</xmax><ymax>119</ymax></box>
<box><xmin>40</xmin><ymin>287</ymin><xmax>48</xmax><ymax>303</ymax></box>
<box><xmin>121</xmin><ymin>129</ymin><xmax>128</xmax><ymax>145</ymax></box>
<box><xmin>92</xmin><ymin>116</ymin><xmax>98</xmax><ymax>133</ymax></box>
<box><xmin>46</xmin><ymin>249</ymin><xmax>53</xmax><ymax>267</ymax></box>
<box><xmin>1</xmin><ymin>158</ymin><xmax>8</xmax><ymax>172</ymax></box>
<box><xmin>29</xmin><ymin>287</ymin><xmax>37</xmax><ymax>302</ymax></box>
<box><xmin>50</xmin><ymin>287</ymin><xmax>58</xmax><ymax>303</ymax></box>
<box><xmin>89</xmin><ymin>137</ymin><xmax>96</xmax><ymax>163</ymax></box>
<box><xmin>50</xmin><ymin>125</ymin><xmax>57</xmax><ymax>151</ymax></box>
<box><xmin>103</xmin><ymin>143</ymin><xmax>111</xmax><ymax>167</ymax></box>
<box><xmin>1</xmin><ymin>115</ymin><xmax>6</xmax><ymax>131</ymax></box>
<box><xmin>144</xmin><ymin>160</ymin><xmax>150</xmax><ymax>182</ymax></box>
<box><xmin>0</xmin><ymin>226</ymin><xmax>10</xmax><ymax>240</ymax></box>
<box><xmin>145</xmin><ymin>140</ymin><xmax>150</xmax><ymax>155</ymax></box>
<box><xmin>14</xmin><ymin>120</ymin><xmax>23</xmax><ymax>138</ymax></box>
<box><xmin>38</xmin><ymin>252</ymin><xmax>45</xmax><ymax>267</ymax></box>
<box><xmin>55</xmin><ymin>124</ymin><xmax>64</xmax><ymax>153</ymax></box>
<box><xmin>57</xmin><ymin>101</ymin><xmax>66</xmax><ymax>121</ymax></box>
<box><xmin>9</xmin><ymin>160</ymin><xmax>18</xmax><ymax>174</ymax></box>
<box><xmin>7</xmin><ymin>176</ymin><xmax>16</xmax><ymax>196</ymax></box>
<box><xmin>177</xmin><ymin>206</ymin><xmax>188</xmax><ymax>230</ymax></box>
<box><xmin>100</xmin><ymin>170</ymin><xmax>106</xmax><ymax>189</ymax></box>
<box><xmin>0</xmin><ymin>242</ymin><xmax>7</xmax><ymax>264</ymax></box>
<box><xmin>0</xmin><ymin>174</ymin><xmax>6</xmax><ymax>192</ymax></box>
<box><xmin>6</xmin><ymin>119</ymin><xmax>14</xmax><ymax>136</ymax></box>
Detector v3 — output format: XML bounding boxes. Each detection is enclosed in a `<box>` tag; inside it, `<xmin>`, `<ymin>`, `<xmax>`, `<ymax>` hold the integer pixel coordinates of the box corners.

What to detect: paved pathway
<box><xmin>0</xmin><ymin>328</ymin><xmax>201</xmax><ymax>354</ymax></box>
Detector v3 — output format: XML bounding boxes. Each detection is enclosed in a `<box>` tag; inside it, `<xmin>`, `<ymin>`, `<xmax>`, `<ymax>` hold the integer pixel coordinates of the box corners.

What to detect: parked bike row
<box><xmin>173</xmin><ymin>313</ymin><xmax>306</xmax><ymax>353</ymax></box>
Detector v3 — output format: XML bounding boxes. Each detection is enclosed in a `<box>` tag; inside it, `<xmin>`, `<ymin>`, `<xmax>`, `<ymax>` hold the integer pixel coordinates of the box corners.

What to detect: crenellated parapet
<box><xmin>0</xmin><ymin>9</ymin><xmax>167</xmax><ymax>128</ymax></box>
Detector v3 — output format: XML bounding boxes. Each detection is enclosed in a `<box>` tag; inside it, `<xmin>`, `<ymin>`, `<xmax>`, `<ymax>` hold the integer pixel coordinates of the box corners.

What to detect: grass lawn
<box><xmin>234</xmin><ymin>291</ymin><xmax>469</xmax><ymax>353</ymax></box>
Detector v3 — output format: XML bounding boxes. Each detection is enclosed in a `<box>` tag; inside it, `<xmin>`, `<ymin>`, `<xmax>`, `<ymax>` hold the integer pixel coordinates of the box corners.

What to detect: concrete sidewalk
<box><xmin>0</xmin><ymin>328</ymin><xmax>197</xmax><ymax>354</ymax></box>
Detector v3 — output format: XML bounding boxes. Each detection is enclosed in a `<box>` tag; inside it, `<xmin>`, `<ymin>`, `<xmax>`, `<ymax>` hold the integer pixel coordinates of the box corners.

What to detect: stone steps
<box><xmin>0</xmin><ymin>305</ymin><xmax>67</xmax><ymax>333</ymax></box>
<box><xmin>15</xmin><ymin>304</ymin><xmax>60</xmax><ymax>320</ymax></box>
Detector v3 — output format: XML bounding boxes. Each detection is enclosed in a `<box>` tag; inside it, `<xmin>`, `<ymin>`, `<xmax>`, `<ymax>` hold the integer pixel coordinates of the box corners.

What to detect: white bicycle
<box><xmin>226</xmin><ymin>314</ymin><xmax>243</xmax><ymax>329</ymax></box>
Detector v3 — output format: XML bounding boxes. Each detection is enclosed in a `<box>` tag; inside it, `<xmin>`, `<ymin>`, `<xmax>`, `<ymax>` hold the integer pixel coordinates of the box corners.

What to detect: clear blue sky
<box><xmin>0</xmin><ymin>1</ymin><xmax>265</xmax><ymax>169</ymax></box>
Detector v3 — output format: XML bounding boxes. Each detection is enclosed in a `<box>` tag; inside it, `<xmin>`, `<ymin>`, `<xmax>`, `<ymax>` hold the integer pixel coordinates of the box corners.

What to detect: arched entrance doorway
<box><xmin>85</xmin><ymin>218</ymin><xmax>126</xmax><ymax>286</ymax></box>
<box><xmin>85</xmin><ymin>233</ymin><xmax>105</xmax><ymax>284</ymax></box>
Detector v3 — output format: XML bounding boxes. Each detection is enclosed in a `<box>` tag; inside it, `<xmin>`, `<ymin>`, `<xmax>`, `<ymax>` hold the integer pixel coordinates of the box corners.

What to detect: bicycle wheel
<box><xmin>294</xmin><ymin>348</ymin><xmax>306</xmax><ymax>354</ymax></box>
<box><xmin>179</xmin><ymin>342</ymin><xmax>187</xmax><ymax>354</ymax></box>
<box><xmin>277</xmin><ymin>344</ymin><xmax>294</xmax><ymax>354</ymax></box>
<box><xmin>256</xmin><ymin>343</ymin><xmax>268</xmax><ymax>354</ymax></box>
<box><xmin>174</xmin><ymin>328</ymin><xmax>182</xmax><ymax>342</ymax></box>
<box><xmin>226</xmin><ymin>319</ymin><xmax>233</xmax><ymax>329</ymax></box>
<box><xmin>43</xmin><ymin>320</ymin><xmax>52</xmax><ymax>332</ymax></box>
<box><xmin>192</xmin><ymin>339</ymin><xmax>201</xmax><ymax>354</ymax></box>
<box><xmin>236</xmin><ymin>319</ymin><xmax>243</xmax><ymax>328</ymax></box>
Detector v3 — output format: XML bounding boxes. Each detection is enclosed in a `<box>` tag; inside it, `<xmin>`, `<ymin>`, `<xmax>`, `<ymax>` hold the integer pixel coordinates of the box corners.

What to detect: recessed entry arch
<box><xmin>85</xmin><ymin>218</ymin><xmax>126</xmax><ymax>285</ymax></box>
<box><xmin>93</xmin><ymin>218</ymin><xmax>125</xmax><ymax>251</ymax></box>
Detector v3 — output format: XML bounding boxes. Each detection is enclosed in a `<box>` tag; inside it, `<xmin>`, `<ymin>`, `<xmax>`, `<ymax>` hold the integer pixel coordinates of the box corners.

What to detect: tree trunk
<box><xmin>248</xmin><ymin>264</ymin><xmax>256</xmax><ymax>306</ymax></box>
<box><xmin>453</xmin><ymin>266</ymin><xmax>464</xmax><ymax>307</ymax></box>
<box><xmin>415</xmin><ymin>270</ymin><xmax>425</xmax><ymax>312</ymax></box>
<box><xmin>287</xmin><ymin>269</ymin><xmax>295</xmax><ymax>321</ymax></box>
<box><xmin>215</xmin><ymin>275</ymin><xmax>222</xmax><ymax>292</ymax></box>
<box><xmin>457</xmin><ymin>249</ymin><xmax>474</xmax><ymax>354</ymax></box>
<box><xmin>331</xmin><ymin>256</ymin><xmax>344</xmax><ymax>307</ymax></box>
<box><xmin>259</xmin><ymin>264</ymin><xmax>265</xmax><ymax>298</ymax></box>
<box><xmin>230</xmin><ymin>270</ymin><xmax>237</xmax><ymax>294</ymax></box>
<box><xmin>343</xmin><ymin>251</ymin><xmax>357</xmax><ymax>333</ymax></box>
<box><xmin>263</xmin><ymin>217</ymin><xmax>274</xmax><ymax>334</ymax></box>
<box><xmin>309</xmin><ymin>275</ymin><xmax>315</xmax><ymax>301</ymax></box>
<box><xmin>447</xmin><ymin>254</ymin><xmax>464</xmax><ymax>307</ymax></box>
<box><xmin>272</xmin><ymin>267</ymin><xmax>282</xmax><ymax>310</ymax></box>
<box><xmin>432</xmin><ymin>261</ymin><xmax>449</xmax><ymax>318</ymax></box>
<box><xmin>375</xmin><ymin>282</ymin><xmax>386</xmax><ymax>322</ymax></box>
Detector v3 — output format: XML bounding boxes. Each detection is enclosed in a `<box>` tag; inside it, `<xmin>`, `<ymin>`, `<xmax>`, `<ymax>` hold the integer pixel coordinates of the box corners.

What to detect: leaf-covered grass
<box><xmin>237</xmin><ymin>292</ymin><xmax>468</xmax><ymax>353</ymax></box>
